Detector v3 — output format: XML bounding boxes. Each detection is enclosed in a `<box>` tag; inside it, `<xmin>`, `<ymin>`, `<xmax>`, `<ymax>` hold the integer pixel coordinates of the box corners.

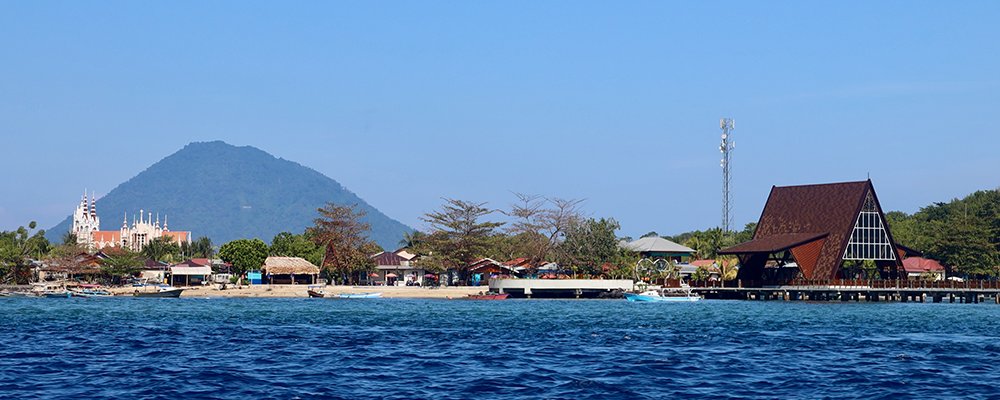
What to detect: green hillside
<box><xmin>47</xmin><ymin>141</ymin><xmax>413</xmax><ymax>249</ymax></box>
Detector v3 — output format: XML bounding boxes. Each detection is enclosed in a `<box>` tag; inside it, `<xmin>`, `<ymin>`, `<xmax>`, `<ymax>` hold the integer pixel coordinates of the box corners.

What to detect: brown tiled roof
<box><xmin>719</xmin><ymin>233</ymin><xmax>828</xmax><ymax>254</ymax></box>
<box><xmin>372</xmin><ymin>251</ymin><xmax>407</xmax><ymax>266</ymax></box>
<box><xmin>721</xmin><ymin>180</ymin><xmax>898</xmax><ymax>279</ymax></box>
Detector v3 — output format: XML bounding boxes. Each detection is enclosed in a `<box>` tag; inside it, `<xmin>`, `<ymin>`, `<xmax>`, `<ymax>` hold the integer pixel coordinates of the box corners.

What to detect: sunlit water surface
<box><xmin>2</xmin><ymin>297</ymin><xmax>999</xmax><ymax>399</ymax></box>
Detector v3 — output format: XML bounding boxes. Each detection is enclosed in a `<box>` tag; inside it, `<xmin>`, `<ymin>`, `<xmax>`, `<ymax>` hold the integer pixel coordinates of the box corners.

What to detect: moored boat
<box><xmin>42</xmin><ymin>291</ymin><xmax>73</xmax><ymax>298</ymax></box>
<box><xmin>337</xmin><ymin>292</ymin><xmax>382</xmax><ymax>299</ymax></box>
<box><xmin>133</xmin><ymin>286</ymin><xmax>184</xmax><ymax>298</ymax></box>
<box><xmin>307</xmin><ymin>289</ymin><xmax>326</xmax><ymax>298</ymax></box>
<box><xmin>466</xmin><ymin>292</ymin><xmax>509</xmax><ymax>300</ymax></box>
<box><xmin>70</xmin><ymin>288</ymin><xmax>114</xmax><ymax>298</ymax></box>
<box><xmin>625</xmin><ymin>288</ymin><xmax>701</xmax><ymax>302</ymax></box>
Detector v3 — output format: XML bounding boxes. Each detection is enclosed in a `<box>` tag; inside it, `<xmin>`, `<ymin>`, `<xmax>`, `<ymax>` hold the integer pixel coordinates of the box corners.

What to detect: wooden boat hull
<box><xmin>43</xmin><ymin>292</ymin><xmax>72</xmax><ymax>298</ymax></box>
<box><xmin>307</xmin><ymin>290</ymin><xmax>326</xmax><ymax>298</ymax></box>
<box><xmin>133</xmin><ymin>289</ymin><xmax>184</xmax><ymax>298</ymax></box>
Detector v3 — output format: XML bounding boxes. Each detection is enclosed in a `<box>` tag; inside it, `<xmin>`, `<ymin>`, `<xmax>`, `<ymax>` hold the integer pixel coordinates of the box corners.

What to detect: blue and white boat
<box><xmin>625</xmin><ymin>288</ymin><xmax>701</xmax><ymax>302</ymax></box>
<box><xmin>338</xmin><ymin>292</ymin><xmax>382</xmax><ymax>299</ymax></box>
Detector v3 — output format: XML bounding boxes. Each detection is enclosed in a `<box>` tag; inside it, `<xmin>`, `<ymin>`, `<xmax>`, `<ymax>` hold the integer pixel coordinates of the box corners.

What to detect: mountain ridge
<box><xmin>46</xmin><ymin>141</ymin><xmax>413</xmax><ymax>250</ymax></box>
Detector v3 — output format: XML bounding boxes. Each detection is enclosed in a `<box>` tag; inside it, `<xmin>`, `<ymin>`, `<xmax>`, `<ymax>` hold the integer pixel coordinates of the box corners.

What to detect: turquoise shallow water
<box><xmin>2</xmin><ymin>298</ymin><xmax>1000</xmax><ymax>399</ymax></box>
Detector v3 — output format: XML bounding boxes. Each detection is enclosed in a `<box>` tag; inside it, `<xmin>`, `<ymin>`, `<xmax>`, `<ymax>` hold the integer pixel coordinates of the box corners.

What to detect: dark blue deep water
<box><xmin>2</xmin><ymin>298</ymin><xmax>1000</xmax><ymax>399</ymax></box>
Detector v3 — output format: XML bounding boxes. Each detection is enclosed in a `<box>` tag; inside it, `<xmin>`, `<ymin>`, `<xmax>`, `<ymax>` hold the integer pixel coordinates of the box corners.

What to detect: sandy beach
<box><xmin>111</xmin><ymin>284</ymin><xmax>489</xmax><ymax>299</ymax></box>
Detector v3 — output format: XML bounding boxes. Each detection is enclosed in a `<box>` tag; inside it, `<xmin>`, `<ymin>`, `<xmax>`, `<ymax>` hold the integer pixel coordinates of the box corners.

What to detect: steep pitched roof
<box><xmin>720</xmin><ymin>180</ymin><xmax>898</xmax><ymax>279</ymax></box>
<box><xmin>719</xmin><ymin>233</ymin><xmax>829</xmax><ymax>254</ymax></box>
<box><xmin>372</xmin><ymin>251</ymin><xmax>407</xmax><ymax>266</ymax></box>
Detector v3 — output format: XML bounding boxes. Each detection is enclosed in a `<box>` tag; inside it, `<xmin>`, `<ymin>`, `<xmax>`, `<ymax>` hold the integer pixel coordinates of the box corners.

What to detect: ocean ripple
<box><xmin>2</xmin><ymin>298</ymin><xmax>1000</xmax><ymax>398</ymax></box>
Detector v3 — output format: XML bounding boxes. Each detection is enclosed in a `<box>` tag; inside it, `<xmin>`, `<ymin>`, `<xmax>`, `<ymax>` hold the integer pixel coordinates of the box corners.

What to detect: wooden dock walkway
<box><xmin>691</xmin><ymin>279</ymin><xmax>1000</xmax><ymax>303</ymax></box>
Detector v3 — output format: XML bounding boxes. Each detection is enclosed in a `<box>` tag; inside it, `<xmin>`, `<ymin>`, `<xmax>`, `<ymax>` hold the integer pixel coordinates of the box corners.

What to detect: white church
<box><xmin>72</xmin><ymin>191</ymin><xmax>191</xmax><ymax>251</ymax></box>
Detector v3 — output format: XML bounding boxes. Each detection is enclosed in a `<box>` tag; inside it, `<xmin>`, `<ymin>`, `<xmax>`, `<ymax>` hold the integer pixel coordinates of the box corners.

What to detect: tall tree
<box><xmin>99</xmin><ymin>247</ymin><xmax>144</xmax><ymax>283</ymax></box>
<box><xmin>307</xmin><ymin>203</ymin><xmax>376</xmax><ymax>284</ymax></box>
<box><xmin>61</xmin><ymin>232</ymin><xmax>78</xmax><ymax>246</ymax></box>
<box><xmin>420</xmin><ymin>199</ymin><xmax>504</xmax><ymax>274</ymax></box>
<box><xmin>218</xmin><ymin>238</ymin><xmax>269</xmax><ymax>285</ymax></box>
<box><xmin>556</xmin><ymin>218</ymin><xmax>621</xmax><ymax>277</ymax></box>
<box><xmin>270</xmin><ymin>231</ymin><xmax>324</xmax><ymax>267</ymax></box>
<box><xmin>142</xmin><ymin>236</ymin><xmax>181</xmax><ymax>263</ymax></box>
<box><xmin>0</xmin><ymin>222</ymin><xmax>50</xmax><ymax>284</ymax></box>
<box><xmin>191</xmin><ymin>236</ymin><xmax>215</xmax><ymax>258</ymax></box>
<box><xmin>505</xmin><ymin>193</ymin><xmax>583</xmax><ymax>268</ymax></box>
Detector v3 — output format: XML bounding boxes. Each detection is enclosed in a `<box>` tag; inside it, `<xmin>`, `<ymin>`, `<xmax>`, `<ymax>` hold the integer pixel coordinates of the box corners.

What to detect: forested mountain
<box><xmin>46</xmin><ymin>141</ymin><xmax>413</xmax><ymax>249</ymax></box>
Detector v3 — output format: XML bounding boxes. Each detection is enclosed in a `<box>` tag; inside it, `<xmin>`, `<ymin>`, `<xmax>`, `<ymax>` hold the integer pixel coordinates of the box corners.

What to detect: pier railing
<box><xmin>688</xmin><ymin>279</ymin><xmax>1000</xmax><ymax>290</ymax></box>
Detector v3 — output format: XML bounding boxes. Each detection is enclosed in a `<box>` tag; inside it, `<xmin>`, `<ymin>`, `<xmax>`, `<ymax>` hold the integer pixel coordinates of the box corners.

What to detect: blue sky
<box><xmin>1</xmin><ymin>1</ymin><xmax>998</xmax><ymax>238</ymax></box>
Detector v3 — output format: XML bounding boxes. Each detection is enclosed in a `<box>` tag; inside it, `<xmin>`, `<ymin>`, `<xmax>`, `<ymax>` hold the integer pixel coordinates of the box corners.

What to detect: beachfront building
<box><xmin>262</xmin><ymin>256</ymin><xmax>320</xmax><ymax>284</ymax></box>
<box><xmin>465</xmin><ymin>258</ymin><xmax>518</xmax><ymax>286</ymax></box>
<box><xmin>170</xmin><ymin>259</ymin><xmax>212</xmax><ymax>286</ymax></box>
<box><xmin>37</xmin><ymin>252</ymin><xmax>104</xmax><ymax>282</ymax></box>
<box><xmin>71</xmin><ymin>192</ymin><xmax>192</xmax><ymax>252</ymax></box>
<box><xmin>371</xmin><ymin>251</ymin><xmax>426</xmax><ymax>286</ymax></box>
<box><xmin>621</xmin><ymin>236</ymin><xmax>696</xmax><ymax>262</ymax></box>
<box><xmin>902</xmin><ymin>257</ymin><xmax>946</xmax><ymax>280</ymax></box>
<box><xmin>719</xmin><ymin>180</ymin><xmax>904</xmax><ymax>286</ymax></box>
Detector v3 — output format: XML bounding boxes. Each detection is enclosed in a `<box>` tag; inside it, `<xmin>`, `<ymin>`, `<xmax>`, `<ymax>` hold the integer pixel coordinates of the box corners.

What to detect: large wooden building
<box><xmin>720</xmin><ymin>180</ymin><xmax>904</xmax><ymax>286</ymax></box>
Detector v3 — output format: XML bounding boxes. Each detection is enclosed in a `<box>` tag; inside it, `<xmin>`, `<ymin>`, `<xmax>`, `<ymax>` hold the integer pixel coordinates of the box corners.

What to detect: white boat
<box><xmin>625</xmin><ymin>288</ymin><xmax>701</xmax><ymax>302</ymax></box>
<box><xmin>133</xmin><ymin>286</ymin><xmax>184</xmax><ymax>298</ymax></box>
<box><xmin>69</xmin><ymin>288</ymin><xmax>114</xmax><ymax>298</ymax></box>
<box><xmin>337</xmin><ymin>292</ymin><xmax>382</xmax><ymax>299</ymax></box>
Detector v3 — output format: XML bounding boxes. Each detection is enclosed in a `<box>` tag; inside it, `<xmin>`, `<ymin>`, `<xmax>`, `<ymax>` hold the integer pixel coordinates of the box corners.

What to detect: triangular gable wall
<box><xmin>842</xmin><ymin>191</ymin><xmax>896</xmax><ymax>261</ymax></box>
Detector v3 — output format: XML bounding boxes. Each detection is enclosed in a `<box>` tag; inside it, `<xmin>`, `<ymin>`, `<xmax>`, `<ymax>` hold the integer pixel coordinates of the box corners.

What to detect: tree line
<box><xmin>886</xmin><ymin>189</ymin><xmax>1000</xmax><ymax>276</ymax></box>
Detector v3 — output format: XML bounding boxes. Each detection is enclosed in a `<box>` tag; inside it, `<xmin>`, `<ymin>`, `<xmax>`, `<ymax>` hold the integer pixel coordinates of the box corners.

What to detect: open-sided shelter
<box><xmin>719</xmin><ymin>180</ymin><xmax>903</xmax><ymax>285</ymax></box>
<box><xmin>263</xmin><ymin>256</ymin><xmax>320</xmax><ymax>284</ymax></box>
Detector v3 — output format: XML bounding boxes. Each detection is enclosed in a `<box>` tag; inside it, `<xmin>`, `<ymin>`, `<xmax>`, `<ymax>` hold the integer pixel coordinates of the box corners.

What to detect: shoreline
<box><xmin>111</xmin><ymin>285</ymin><xmax>490</xmax><ymax>299</ymax></box>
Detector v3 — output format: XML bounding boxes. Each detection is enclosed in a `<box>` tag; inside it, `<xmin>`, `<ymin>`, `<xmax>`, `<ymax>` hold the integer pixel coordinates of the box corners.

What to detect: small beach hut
<box><xmin>262</xmin><ymin>256</ymin><xmax>320</xmax><ymax>284</ymax></box>
<box><xmin>170</xmin><ymin>265</ymin><xmax>212</xmax><ymax>286</ymax></box>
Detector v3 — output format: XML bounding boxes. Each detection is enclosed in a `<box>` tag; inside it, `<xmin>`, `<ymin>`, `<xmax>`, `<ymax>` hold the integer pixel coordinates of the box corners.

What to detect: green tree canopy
<box><xmin>0</xmin><ymin>221</ymin><xmax>50</xmax><ymax>284</ymax></box>
<box><xmin>307</xmin><ymin>203</ymin><xmax>378</xmax><ymax>284</ymax></box>
<box><xmin>420</xmin><ymin>198</ymin><xmax>504</xmax><ymax>271</ymax></box>
<box><xmin>270</xmin><ymin>231</ymin><xmax>324</xmax><ymax>267</ymax></box>
<box><xmin>219</xmin><ymin>238</ymin><xmax>269</xmax><ymax>284</ymax></box>
<box><xmin>556</xmin><ymin>217</ymin><xmax>621</xmax><ymax>277</ymax></box>
<box><xmin>142</xmin><ymin>236</ymin><xmax>181</xmax><ymax>263</ymax></box>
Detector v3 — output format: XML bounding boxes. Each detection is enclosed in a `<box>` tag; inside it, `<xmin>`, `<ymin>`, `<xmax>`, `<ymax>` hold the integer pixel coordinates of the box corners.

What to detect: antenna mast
<box><xmin>719</xmin><ymin>118</ymin><xmax>735</xmax><ymax>233</ymax></box>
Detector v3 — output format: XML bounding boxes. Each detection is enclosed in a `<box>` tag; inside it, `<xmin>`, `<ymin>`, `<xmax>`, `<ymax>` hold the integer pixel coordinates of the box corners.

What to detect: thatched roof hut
<box><xmin>263</xmin><ymin>257</ymin><xmax>320</xmax><ymax>275</ymax></box>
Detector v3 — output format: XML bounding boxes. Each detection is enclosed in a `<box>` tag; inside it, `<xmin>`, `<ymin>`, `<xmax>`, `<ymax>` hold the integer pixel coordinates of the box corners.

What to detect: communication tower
<box><xmin>719</xmin><ymin>118</ymin><xmax>735</xmax><ymax>233</ymax></box>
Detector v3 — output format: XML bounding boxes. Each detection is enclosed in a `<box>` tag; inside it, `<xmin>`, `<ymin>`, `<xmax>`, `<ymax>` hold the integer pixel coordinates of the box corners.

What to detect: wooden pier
<box><xmin>691</xmin><ymin>279</ymin><xmax>1000</xmax><ymax>303</ymax></box>
<box><xmin>489</xmin><ymin>279</ymin><xmax>632</xmax><ymax>298</ymax></box>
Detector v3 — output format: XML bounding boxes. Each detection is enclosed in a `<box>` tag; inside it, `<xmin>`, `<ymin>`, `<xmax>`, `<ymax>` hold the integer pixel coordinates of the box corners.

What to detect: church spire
<box><xmin>122</xmin><ymin>211</ymin><xmax>128</xmax><ymax>229</ymax></box>
<box><xmin>90</xmin><ymin>191</ymin><xmax>97</xmax><ymax>218</ymax></box>
<box><xmin>163</xmin><ymin>215</ymin><xmax>168</xmax><ymax>231</ymax></box>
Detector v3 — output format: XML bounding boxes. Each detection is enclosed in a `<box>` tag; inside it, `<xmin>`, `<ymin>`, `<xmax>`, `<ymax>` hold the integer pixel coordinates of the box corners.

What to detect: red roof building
<box><xmin>720</xmin><ymin>180</ymin><xmax>903</xmax><ymax>285</ymax></box>
<box><xmin>902</xmin><ymin>257</ymin><xmax>945</xmax><ymax>275</ymax></box>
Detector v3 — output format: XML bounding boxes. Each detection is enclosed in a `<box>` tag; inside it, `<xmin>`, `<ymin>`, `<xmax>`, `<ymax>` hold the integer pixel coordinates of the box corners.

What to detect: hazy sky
<box><xmin>1</xmin><ymin>1</ymin><xmax>998</xmax><ymax>238</ymax></box>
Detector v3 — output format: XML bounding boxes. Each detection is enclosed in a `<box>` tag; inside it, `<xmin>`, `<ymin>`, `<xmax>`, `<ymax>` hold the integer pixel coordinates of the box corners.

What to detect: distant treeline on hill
<box><xmin>886</xmin><ymin>189</ymin><xmax>1000</xmax><ymax>275</ymax></box>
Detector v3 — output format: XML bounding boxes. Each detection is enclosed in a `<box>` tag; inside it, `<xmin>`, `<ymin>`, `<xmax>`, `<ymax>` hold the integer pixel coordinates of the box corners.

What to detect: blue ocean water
<box><xmin>2</xmin><ymin>298</ymin><xmax>1000</xmax><ymax>399</ymax></box>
